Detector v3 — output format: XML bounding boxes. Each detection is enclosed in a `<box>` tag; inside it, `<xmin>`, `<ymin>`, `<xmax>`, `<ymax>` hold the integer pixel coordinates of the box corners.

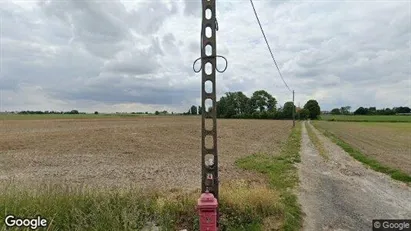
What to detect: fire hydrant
<box><xmin>197</xmin><ymin>192</ymin><xmax>218</xmax><ymax>231</ymax></box>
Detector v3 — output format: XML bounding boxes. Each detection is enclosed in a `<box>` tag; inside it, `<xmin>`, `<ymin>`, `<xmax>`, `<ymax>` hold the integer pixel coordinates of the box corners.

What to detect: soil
<box><xmin>0</xmin><ymin>117</ymin><xmax>291</xmax><ymax>191</ymax></box>
<box><xmin>314</xmin><ymin>121</ymin><xmax>411</xmax><ymax>175</ymax></box>
<box><xmin>298</xmin><ymin>121</ymin><xmax>411</xmax><ymax>231</ymax></box>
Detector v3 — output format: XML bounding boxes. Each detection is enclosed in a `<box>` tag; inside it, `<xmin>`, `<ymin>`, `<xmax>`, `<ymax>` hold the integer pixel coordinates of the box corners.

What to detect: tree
<box><xmin>282</xmin><ymin>102</ymin><xmax>295</xmax><ymax>119</ymax></box>
<box><xmin>394</xmin><ymin>106</ymin><xmax>411</xmax><ymax>114</ymax></box>
<box><xmin>198</xmin><ymin>106</ymin><xmax>202</xmax><ymax>115</ymax></box>
<box><xmin>330</xmin><ymin>108</ymin><xmax>341</xmax><ymax>115</ymax></box>
<box><xmin>216</xmin><ymin>91</ymin><xmax>250</xmax><ymax>118</ymax></box>
<box><xmin>190</xmin><ymin>105</ymin><xmax>197</xmax><ymax>115</ymax></box>
<box><xmin>94</xmin><ymin>111</ymin><xmax>99</xmax><ymax>115</ymax></box>
<box><xmin>250</xmin><ymin>90</ymin><xmax>277</xmax><ymax>112</ymax></box>
<box><xmin>340</xmin><ymin>106</ymin><xmax>351</xmax><ymax>115</ymax></box>
<box><xmin>155</xmin><ymin>111</ymin><xmax>160</xmax><ymax>115</ymax></box>
<box><xmin>298</xmin><ymin>108</ymin><xmax>310</xmax><ymax>120</ymax></box>
<box><xmin>354</xmin><ymin>107</ymin><xmax>368</xmax><ymax>115</ymax></box>
<box><xmin>303</xmin><ymin>100</ymin><xmax>321</xmax><ymax>119</ymax></box>
<box><xmin>70</xmin><ymin>110</ymin><xmax>79</xmax><ymax>114</ymax></box>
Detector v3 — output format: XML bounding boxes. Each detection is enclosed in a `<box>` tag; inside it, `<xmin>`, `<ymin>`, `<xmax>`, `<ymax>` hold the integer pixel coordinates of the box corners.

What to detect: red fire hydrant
<box><xmin>197</xmin><ymin>192</ymin><xmax>218</xmax><ymax>231</ymax></box>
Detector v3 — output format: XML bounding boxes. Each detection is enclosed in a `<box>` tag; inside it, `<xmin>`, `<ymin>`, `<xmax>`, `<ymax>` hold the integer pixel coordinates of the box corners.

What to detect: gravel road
<box><xmin>298</xmin><ymin>121</ymin><xmax>411</xmax><ymax>231</ymax></box>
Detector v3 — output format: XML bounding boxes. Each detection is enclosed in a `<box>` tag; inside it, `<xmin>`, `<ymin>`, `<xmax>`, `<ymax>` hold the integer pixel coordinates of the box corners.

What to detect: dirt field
<box><xmin>0</xmin><ymin>116</ymin><xmax>291</xmax><ymax>191</ymax></box>
<box><xmin>313</xmin><ymin>121</ymin><xmax>411</xmax><ymax>175</ymax></box>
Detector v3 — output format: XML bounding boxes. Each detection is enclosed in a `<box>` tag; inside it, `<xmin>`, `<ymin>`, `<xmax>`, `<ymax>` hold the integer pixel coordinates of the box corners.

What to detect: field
<box><xmin>320</xmin><ymin>114</ymin><xmax>411</xmax><ymax>122</ymax></box>
<box><xmin>0</xmin><ymin>116</ymin><xmax>300</xmax><ymax>230</ymax></box>
<box><xmin>313</xmin><ymin>121</ymin><xmax>411</xmax><ymax>176</ymax></box>
<box><xmin>0</xmin><ymin>116</ymin><xmax>291</xmax><ymax>190</ymax></box>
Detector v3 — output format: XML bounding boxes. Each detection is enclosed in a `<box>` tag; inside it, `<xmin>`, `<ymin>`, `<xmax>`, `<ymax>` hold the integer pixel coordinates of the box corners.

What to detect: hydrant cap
<box><xmin>197</xmin><ymin>192</ymin><xmax>218</xmax><ymax>208</ymax></box>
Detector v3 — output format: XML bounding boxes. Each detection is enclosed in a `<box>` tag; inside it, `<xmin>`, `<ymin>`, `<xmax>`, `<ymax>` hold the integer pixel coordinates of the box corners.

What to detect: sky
<box><xmin>0</xmin><ymin>0</ymin><xmax>410</xmax><ymax>113</ymax></box>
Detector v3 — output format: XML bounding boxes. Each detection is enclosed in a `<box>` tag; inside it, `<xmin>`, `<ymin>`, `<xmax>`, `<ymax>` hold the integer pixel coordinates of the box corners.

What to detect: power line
<box><xmin>249</xmin><ymin>0</ymin><xmax>292</xmax><ymax>93</ymax></box>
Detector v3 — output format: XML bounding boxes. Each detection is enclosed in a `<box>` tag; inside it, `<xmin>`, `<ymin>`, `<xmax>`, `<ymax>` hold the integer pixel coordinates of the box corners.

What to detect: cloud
<box><xmin>0</xmin><ymin>0</ymin><xmax>410</xmax><ymax>113</ymax></box>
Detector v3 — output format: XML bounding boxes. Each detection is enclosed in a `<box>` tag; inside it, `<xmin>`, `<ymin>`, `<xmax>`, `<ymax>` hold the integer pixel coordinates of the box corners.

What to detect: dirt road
<box><xmin>298</xmin><ymin>121</ymin><xmax>411</xmax><ymax>231</ymax></box>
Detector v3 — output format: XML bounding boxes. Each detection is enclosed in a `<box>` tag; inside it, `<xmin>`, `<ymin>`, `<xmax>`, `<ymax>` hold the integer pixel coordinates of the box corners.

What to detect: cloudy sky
<box><xmin>0</xmin><ymin>0</ymin><xmax>410</xmax><ymax>113</ymax></box>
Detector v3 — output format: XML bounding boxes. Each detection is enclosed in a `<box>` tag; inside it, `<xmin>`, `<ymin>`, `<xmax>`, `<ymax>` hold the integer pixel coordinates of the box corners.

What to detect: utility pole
<box><xmin>292</xmin><ymin>90</ymin><xmax>295</xmax><ymax>127</ymax></box>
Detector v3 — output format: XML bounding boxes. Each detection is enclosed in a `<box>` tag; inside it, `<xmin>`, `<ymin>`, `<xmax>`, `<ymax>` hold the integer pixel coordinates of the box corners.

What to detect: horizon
<box><xmin>1</xmin><ymin>0</ymin><xmax>410</xmax><ymax>113</ymax></box>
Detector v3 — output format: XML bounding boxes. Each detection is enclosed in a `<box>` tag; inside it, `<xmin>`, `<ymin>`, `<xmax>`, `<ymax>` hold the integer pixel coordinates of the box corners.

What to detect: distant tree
<box><xmin>155</xmin><ymin>111</ymin><xmax>160</xmax><ymax>115</ymax></box>
<box><xmin>298</xmin><ymin>108</ymin><xmax>310</xmax><ymax>120</ymax></box>
<box><xmin>368</xmin><ymin>107</ymin><xmax>377</xmax><ymax>115</ymax></box>
<box><xmin>190</xmin><ymin>105</ymin><xmax>197</xmax><ymax>115</ymax></box>
<box><xmin>394</xmin><ymin>106</ymin><xmax>411</xmax><ymax>114</ymax></box>
<box><xmin>94</xmin><ymin>111</ymin><xmax>99</xmax><ymax>115</ymax></box>
<box><xmin>303</xmin><ymin>100</ymin><xmax>321</xmax><ymax>119</ymax></box>
<box><xmin>340</xmin><ymin>106</ymin><xmax>351</xmax><ymax>115</ymax></box>
<box><xmin>70</xmin><ymin>110</ymin><xmax>79</xmax><ymax>114</ymax></box>
<box><xmin>354</xmin><ymin>107</ymin><xmax>368</xmax><ymax>115</ymax></box>
<box><xmin>145</xmin><ymin>112</ymin><xmax>148</xmax><ymax>114</ymax></box>
<box><xmin>282</xmin><ymin>101</ymin><xmax>295</xmax><ymax>119</ymax></box>
<box><xmin>198</xmin><ymin>106</ymin><xmax>202</xmax><ymax>115</ymax></box>
<box><xmin>330</xmin><ymin>108</ymin><xmax>341</xmax><ymax>115</ymax></box>
<box><xmin>250</xmin><ymin>90</ymin><xmax>277</xmax><ymax>112</ymax></box>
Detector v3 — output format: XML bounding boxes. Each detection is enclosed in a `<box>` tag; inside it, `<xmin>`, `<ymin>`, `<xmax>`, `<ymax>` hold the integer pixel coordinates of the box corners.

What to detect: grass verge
<box><xmin>235</xmin><ymin>122</ymin><xmax>302</xmax><ymax>231</ymax></box>
<box><xmin>305</xmin><ymin>122</ymin><xmax>328</xmax><ymax>160</ymax></box>
<box><xmin>0</xmin><ymin>180</ymin><xmax>283</xmax><ymax>231</ymax></box>
<box><xmin>312</xmin><ymin>123</ymin><xmax>411</xmax><ymax>185</ymax></box>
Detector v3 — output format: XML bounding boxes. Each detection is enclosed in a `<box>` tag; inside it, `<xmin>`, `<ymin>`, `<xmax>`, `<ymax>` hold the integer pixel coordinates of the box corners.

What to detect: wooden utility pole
<box><xmin>292</xmin><ymin>90</ymin><xmax>295</xmax><ymax>127</ymax></box>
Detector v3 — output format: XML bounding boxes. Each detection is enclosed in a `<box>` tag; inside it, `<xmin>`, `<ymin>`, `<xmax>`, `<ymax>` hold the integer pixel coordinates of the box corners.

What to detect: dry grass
<box><xmin>0</xmin><ymin>117</ymin><xmax>291</xmax><ymax>191</ymax></box>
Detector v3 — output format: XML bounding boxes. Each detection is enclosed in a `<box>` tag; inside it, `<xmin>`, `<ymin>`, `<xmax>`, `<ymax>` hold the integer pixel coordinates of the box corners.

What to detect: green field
<box><xmin>320</xmin><ymin>114</ymin><xmax>411</xmax><ymax>122</ymax></box>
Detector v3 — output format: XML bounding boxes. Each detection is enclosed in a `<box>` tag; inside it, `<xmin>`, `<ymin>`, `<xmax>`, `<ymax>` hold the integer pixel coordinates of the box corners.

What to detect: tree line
<box><xmin>330</xmin><ymin>106</ymin><xmax>411</xmax><ymax>115</ymax></box>
<box><xmin>17</xmin><ymin>110</ymin><xmax>85</xmax><ymax>114</ymax></box>
<box><xmin>186</xmin><ymin>90</ymin><xmax>321</xmax><ymax>120</ymax></box>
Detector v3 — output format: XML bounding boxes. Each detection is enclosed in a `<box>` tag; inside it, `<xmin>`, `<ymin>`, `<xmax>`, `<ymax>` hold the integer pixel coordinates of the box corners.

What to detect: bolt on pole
<box><xmin>201</xmin><ymin>0</ymin><xmax>219</xmax><ymax>212</ymax></box>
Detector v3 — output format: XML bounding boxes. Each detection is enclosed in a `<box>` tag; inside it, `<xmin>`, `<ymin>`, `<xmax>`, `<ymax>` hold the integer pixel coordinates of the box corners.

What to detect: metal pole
<box><xmin>201</xmin><ymin>0</ymin><xmax>219</xmax><ymax>216</ymax></box>
<box><xmin>292</xmin><ymin>90</ymin><xmax>295</xmax><ymax>127</ymax></box>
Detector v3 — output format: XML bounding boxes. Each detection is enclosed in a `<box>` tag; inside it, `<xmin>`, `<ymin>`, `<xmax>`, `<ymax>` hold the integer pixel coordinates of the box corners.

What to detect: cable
<box><xmin>192</xmin><ymin>18</ymin><xmax>228</xmax><ymax>74</ymax></box>
<box><xmin>249</xmin><ymin>0</ymin><xmax>292</xmax><ymax>93</ymax></box>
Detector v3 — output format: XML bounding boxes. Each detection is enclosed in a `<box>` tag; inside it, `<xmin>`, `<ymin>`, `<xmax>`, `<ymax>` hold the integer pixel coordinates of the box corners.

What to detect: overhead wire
<box><xmin>249</xmin><ymin>0</ymin><xmax>292</xmax><ymax>93</ymax></box>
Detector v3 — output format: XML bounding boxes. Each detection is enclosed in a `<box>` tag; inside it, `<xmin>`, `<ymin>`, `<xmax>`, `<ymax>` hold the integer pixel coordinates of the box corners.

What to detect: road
<box><xmin>298</xmin><ymin>121</ymin><xmax>411</xmax><ymax>231</ymax></box>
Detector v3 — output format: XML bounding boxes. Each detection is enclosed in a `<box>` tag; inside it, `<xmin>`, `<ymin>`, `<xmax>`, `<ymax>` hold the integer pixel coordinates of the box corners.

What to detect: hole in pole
<box><xmin>205</xmin><ymin>135</ymin><xmax>213</xmax><ymax>149</ymax></box>
<box><xmin>205</xmin><ymin>117</ymin><xmax>213</xmax><ymax>131</ymax></box>
<box><xmin>205</xmin><ymin>27</ymin><xmax>212</xmax><ymax>38</ymax></box>
<box><xmin>205</xmin><ymin>9</ymin><xmax>212</xmax><ymax>20</ymax></box>
<box><xmin>205</xmin><ymin>154</ymin><xmax>214</xmax><ymax>167</ymax></box>
<box><xmin>205</xmin><ymin>62</ymin><xmax>212</xmax><ymax>75</ymax></box>
<box><xmin>204</xmin><ymin>80</ymin><xmax>213</xmax><ymax>93</ymax></box>
<box><xmin>205</xmin><ymin>44</ymin><xmax>212</xmax><ymax>56</ymax></box>
<box><xmin>205</xmin><ymin>98</ymin><xmax>213</xmax><ymax>114</ymax></box>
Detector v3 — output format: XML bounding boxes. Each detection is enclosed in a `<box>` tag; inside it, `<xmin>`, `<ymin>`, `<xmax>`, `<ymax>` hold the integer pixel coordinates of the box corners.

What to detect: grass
<box><xmin>320</xmin><ymin>114</ymin><xmax>411</xmax><ymax>123</ymax></box>
<box><xmin>313</xmin><ymin>123</ymin><xmax>411</xmax><ymax>185</ymax></box>
<box><xmin>235</xmin><ymin>122</ymin><xmax>302</xmax><ymax>231</ymax></box>
<box><xmin>0</xmin><ymin>179</ymin><xmax>284</xmax><ymax>231</ymax></box>
<box><xmin>305</xmin><ymin>123</ymin><xmax>328</xmax><ymax>160</ymax></box>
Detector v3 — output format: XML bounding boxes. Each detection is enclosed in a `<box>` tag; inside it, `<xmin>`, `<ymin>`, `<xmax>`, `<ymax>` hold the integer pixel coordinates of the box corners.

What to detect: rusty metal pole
<box><xmin>200</xmin><ymin>0</ymin><xmax>219</xmax><ymax>228</ymax></box>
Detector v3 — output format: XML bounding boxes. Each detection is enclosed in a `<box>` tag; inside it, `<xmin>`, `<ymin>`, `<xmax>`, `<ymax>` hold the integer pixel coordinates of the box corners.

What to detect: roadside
<box><xmin>236</xmin><ymin>122</ymin><xmax>302</xmax><ymax>230</ymax></box>
<box><xmin>298</xmin><ymin>121</ymin><xmax>411</xmax><ymax>230</ymax></box>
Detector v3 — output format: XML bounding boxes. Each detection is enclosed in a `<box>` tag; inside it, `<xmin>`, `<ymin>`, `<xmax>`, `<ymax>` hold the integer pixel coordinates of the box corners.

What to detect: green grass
<box><xmin>313</xmin><ymin>123</ymin><xmax>411</xmax><ymax>185</ymax></box>
<box><xmin>320</xmin><ymin>114</ymin><xmax>411</xmax><ymax>123</ymax></box>
<box><xmin>235</xmin><ymin>122</ymin><xmax>302</xmax><ymax>231</ymax></box>
<box><xmin>305</xmin><ymin>123</ymin><xmax>328</xmax><ymax>160</ymax></box>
